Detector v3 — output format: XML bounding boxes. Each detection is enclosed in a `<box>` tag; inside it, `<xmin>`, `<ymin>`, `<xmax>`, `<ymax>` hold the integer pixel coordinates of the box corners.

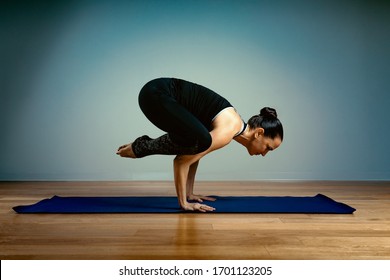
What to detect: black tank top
<box><xmin>170</xmin><ymin>78</ymin><xmax>233</xmax><ymax>130</ymax></box>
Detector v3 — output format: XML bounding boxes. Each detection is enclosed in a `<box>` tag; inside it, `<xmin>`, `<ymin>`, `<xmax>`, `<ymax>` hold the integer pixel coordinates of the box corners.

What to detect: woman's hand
<box><xmin>187</xmin><ymin>194</ymin><xmax>216</xmax><ymax>203</ymax></box>
<box><xmin>181</xmin><ymin>202</ymin><xmax>216</xmax><ymax>212</ymax></box>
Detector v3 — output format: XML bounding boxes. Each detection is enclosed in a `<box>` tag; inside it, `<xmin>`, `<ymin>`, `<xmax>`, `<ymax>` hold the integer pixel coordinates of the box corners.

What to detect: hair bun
<box><xmin>260</xmin><ymin>107</ymin><xmax>277</xmax><ymax>119</ymax></box>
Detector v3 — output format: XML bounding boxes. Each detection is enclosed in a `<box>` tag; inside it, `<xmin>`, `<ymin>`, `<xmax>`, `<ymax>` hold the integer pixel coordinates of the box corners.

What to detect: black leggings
<box><xmin>138</xmin><ymin>79</ymin><xmax>212</xmax><ymax>153</ymax></box>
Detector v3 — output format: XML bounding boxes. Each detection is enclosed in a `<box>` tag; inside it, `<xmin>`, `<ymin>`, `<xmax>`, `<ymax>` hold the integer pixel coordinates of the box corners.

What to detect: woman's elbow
<box><xmin>174</xmin><ymin>155</ymin><xmax>198</xmax><ymax>167</ymax></box>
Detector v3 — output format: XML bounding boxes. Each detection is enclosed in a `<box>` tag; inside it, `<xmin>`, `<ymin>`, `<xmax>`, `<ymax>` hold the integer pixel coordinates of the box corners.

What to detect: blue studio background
<box><xmin>1</xmin><ymin>0</ymin><xmax>389</xmax><ymax>181</ymax></box>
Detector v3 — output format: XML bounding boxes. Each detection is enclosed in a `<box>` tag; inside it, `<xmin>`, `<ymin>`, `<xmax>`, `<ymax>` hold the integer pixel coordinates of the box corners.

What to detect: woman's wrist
<box><xmin>180</xmin><ymin>201</ymin><xmax>190</xmax><ymax>210</ymax></box>
<box><xmin>178</xmin><ymin>197</ymin><xmax>188</xmax><ymax>208</ymax></box>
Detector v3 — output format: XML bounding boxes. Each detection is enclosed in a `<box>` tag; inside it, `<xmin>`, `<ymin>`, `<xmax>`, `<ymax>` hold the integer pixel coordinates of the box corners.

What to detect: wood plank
<box><xmin>1</xmin><ymin>181</ymin><xmax>389</xmax><ymax>259</ymax></box>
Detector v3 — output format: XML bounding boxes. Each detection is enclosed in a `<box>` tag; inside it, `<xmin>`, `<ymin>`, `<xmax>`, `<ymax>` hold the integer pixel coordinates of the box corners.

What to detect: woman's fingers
<box><xmin>198</xmin><ymin>203</ymin><xmax>215</xmax><ymax>212</ymax></box>
<box><xmin>188</xmin><ymin>194</ymin><xmax>217</xmax><ymax>202</ymax></box>
<box><xmin>194</xmin><ymin>203</ymin><xmax>215</xmax><ymax>212</ymax></box>
<box><xmin>202</xmin><ymin>196</ymin><xmax>216</xmax><ymax>202</ymax></box>
<box><xmin>183</xmin><ymin>202</ymin><xmax>216</xmax><ymax>212</ymax></box>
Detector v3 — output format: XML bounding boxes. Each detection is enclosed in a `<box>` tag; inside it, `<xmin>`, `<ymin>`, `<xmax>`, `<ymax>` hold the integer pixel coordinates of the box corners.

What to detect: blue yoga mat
<box><xmin>13</xmin><ymin>194</ymin><xmax>355</xmax><ymax>214</ymax></box>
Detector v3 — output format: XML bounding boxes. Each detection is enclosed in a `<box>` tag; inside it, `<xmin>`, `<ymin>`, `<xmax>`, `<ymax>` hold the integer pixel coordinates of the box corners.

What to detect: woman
<box><xmin>117</xmin><ymin>78</ymin><xmax>283</xmax><ymax>212</ymax></box>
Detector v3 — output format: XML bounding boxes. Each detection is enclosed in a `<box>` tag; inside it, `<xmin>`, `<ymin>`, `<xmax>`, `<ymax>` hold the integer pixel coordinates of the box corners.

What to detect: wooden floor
<box><xmin>0</xmin><ymin>181</ymin><xmax>389</xmax><ymax>260</ymax></box>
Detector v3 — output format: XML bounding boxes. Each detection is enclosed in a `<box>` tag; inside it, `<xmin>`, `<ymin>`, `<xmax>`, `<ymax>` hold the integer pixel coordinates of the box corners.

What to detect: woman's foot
<box><xmin>116</xmin><ymin>143</ymin><xmax>136</xmax><ymax>158</ymax></box>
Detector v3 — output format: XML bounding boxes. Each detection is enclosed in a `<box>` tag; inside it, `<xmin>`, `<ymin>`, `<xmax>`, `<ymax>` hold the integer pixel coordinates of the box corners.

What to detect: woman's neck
<box><xmin>233</xmin><ymin>125</ymin><xmax>252</xmax><ymax>146</ymax></box>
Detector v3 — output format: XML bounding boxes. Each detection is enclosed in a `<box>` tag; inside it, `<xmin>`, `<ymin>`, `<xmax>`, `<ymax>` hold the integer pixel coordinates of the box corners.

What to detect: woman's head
<box><xmin>246</xmin><ymin>107</ymin><xmax>283</xmax><ymax>156</ymax></box>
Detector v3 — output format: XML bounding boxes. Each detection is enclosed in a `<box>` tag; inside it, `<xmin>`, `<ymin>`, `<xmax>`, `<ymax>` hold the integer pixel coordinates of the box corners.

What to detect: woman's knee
<box><xmin>138</xmin><ymin>82</ymin><xmax>156</xmax><ymax>110</ymax></box>
<box><xmin>197</xmin><ymin>132</ymin><xmax>212</xmax><ymax>153</ymax></box>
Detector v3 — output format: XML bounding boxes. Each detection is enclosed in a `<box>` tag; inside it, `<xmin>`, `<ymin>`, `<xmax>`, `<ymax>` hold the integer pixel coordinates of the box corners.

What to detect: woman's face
<box><xmin>247</xmin><ymin>128</ymin><xmax>282</xmax><ymax>157</ymax></box>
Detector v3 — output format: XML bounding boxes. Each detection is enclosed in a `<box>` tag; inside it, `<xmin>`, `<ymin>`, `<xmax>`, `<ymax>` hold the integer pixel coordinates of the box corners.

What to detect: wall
<box><xmin>1</xmin><ymin>0</ymin><xmax>389</xmax><ymax>181</ymax></box>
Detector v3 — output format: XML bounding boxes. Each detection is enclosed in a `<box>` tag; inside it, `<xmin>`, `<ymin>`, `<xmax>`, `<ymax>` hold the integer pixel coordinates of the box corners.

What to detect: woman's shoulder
<box><xmin>211</xmin><ymin>108</ymin><xmax>243</xmax><ymax>138</ymax></box>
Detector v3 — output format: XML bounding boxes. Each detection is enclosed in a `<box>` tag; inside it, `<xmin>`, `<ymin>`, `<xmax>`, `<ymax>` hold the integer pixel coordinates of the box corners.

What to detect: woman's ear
<box><xmin>254</xmin><ymin>127</ymin><xmax>265</xmax><ymax>138</ymax></box>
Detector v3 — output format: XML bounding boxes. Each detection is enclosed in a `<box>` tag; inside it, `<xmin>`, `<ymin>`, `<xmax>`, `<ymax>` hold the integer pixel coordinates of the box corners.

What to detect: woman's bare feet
<box><xmin>116</xmin><ymin>143</ymin><xmax>136</xmax><ymax>158</ymax></box>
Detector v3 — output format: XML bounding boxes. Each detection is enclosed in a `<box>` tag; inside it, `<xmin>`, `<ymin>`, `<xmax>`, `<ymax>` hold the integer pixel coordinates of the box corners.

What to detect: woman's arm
<box><xmin>174</xmin><ymin>154</ymin><xmax>212</xmax><ymax>212</ymax></box>
<box><xmin>186</xmin><ymin>160</ymin><xmax>216</xmax><ymax>203</ymax></box>
<box><xmin>173</xmin><ymin>127</ymin><xmax>234</xmax><ymax>212</ymax></box>
<box><xmin>174</xmin><ymin>107</ymin><xmax>242</xmax><ymax>212</ymax></box>
<box><xmin>186</xmin><ymin>160</ymin><xmax>199</xmax><ymax>198</ymax></box>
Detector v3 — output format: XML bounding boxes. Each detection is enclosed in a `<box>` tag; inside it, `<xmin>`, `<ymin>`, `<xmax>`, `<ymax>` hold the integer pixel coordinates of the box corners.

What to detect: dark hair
<box><xmin>247</xmin><ymin>107</ymin><xmax>283</xmax><ymax>140</ymax></box>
